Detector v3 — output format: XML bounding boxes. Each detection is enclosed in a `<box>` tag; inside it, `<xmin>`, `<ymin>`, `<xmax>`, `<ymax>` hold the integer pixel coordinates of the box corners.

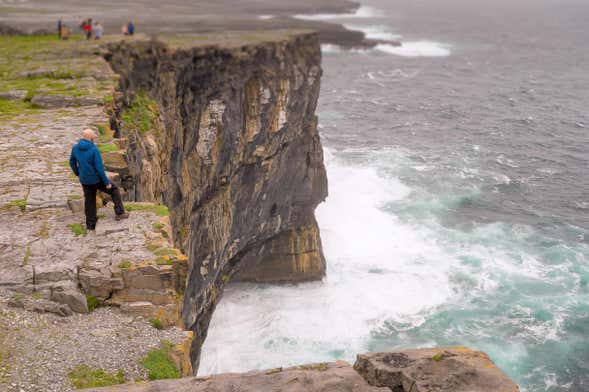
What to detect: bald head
<box><xmin>82</xmin><ymin>129</ymin><xmax>97</xmax><ymax>142</ymax></box>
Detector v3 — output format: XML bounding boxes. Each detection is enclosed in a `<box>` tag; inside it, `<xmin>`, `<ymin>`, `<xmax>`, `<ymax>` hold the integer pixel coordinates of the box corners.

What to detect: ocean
<box><xmin>200</xmin><ymin>0</ymin><xmax>589</xmax><ymax>390</ymax></box>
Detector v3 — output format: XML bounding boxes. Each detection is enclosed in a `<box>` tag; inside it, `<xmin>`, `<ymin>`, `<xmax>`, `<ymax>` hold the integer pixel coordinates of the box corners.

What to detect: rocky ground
<box><xmin>0</xmin><ymin>34</ymin><xmax>191</xmax><ymax>391</ymax></box>
<box><xmin>0</xmin><ymin>298</ymin><xmax>188</xmax><ymax>392</ymax></box>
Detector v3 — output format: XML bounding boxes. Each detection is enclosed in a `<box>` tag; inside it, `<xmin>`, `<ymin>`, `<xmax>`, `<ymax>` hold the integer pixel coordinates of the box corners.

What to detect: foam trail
<box><xmin>344</xmin><ymin>24</ymin><xmax>402</xmax><ymax>41</ymax></box>
<box><xmin>199</xmin><ymin>150</ymin><xmax>454</xmax><ymax>375</ymax></box>
<box><xmin>294</xmin><ymin>5</ymin><xmax>382</xmax><ymax>21</ymax></box>
<box><xmin>376</xmin><ymin>41</ymin><xmax>452</xmax><ymax>57</ymax></box>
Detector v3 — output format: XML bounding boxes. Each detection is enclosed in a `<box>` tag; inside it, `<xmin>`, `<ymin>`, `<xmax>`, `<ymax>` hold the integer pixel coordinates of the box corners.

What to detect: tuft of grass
<box><xmin>155</xmin><ymin>256</ymin><xmax>173</xmax><ymax>266</ymax></box>
<box><xmin>32</xmin><ymin>292</ymin><xmax>43</xmax><ymax>300</ymax></box>
<box><xmin>67</xmin><ymin>365</ymin><xmax>124</xmax><ymax>389</ymax></box>
<box><xmin>152</xmin><ymin>222</ymin><xmax>164</xmax><ymax>231</ymax></box>
<box><xmin>149</xmin><ymin>318</ymin><xmax>163</xmax><ymax>330</ymax></box>
<box><xmin>432</xmin><ymin>353</ymin><xmax>443</xmax><ymax>362</ymax></box>
<box><xmin>153</xmin><ymin>248</ymin><xmax>177</xmax><ymax>256</ymax></box>
<box><xmin>67</xmin><ymin>194</ymin><xmax>82</xmax><ymax>200</ymax></box>
<box><xmin>97</xmin><ymin>143</ymin><xmax>118</xmax><ymax>153</ymax></box>
<box><xmin>22</xmin><ymin>245</ymin><xmax>32</xmax><ymax>266</ymax></box>
<box><xmin>125</xmin><ymin>203</ymin><xmax>169</xmax><ymax>217</ymax></box>
<box><xmin>118</xmin><ymin>260</ymin><xmax>132</xmax><ymax>269</ymax></box>
<box><xmin>67</xmin><ymin>223</ymin><xmax>87</xmax><ymax>236</ymax></box>
<box><xmin>120</xmin><ymin>91</ymin><xmax>158</xmax><ymax>134</ymax></box>
<box><xmin>4</xmin><ymin>199</ymin><xmax>26</xmax><ymax>212</ymax></box>
<box><xmin>86</xmin><ymin>295</ymin><xmax>98</xmax><ymax>312</ymax></box>
<box><xmin>140</xmin><ymin>341</ymin><xmax>180</xmax><ymax>381</ymax></box>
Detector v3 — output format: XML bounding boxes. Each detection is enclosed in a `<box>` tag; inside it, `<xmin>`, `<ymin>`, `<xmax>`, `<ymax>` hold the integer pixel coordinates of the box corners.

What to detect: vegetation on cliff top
<box><xmin>140</xmin><ymin>341</ymin><xmax>180</xmax><ymax>380</ymax></box>
<box><xmin>120</xmin><ymin>91</ymin><xmax>159</xmax><ymax>134</ymax></box>
<box><xmin>67</xmin><ymin>364</ymin><xmax>125</xmax><ymax>389</ymax></box>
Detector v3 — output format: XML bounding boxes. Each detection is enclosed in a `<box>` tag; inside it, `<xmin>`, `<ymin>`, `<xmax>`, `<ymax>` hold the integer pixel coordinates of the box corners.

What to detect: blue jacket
<box><xmin>69</xmin><ymin>139</ymin><xmax>110</xmax><ymax>185</ymax></box>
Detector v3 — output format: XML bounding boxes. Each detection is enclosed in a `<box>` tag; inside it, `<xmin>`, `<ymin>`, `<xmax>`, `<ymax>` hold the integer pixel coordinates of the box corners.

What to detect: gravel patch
<box><xmin>0</xmin><ymin>292</ymin><xmax>187</xmax><ymax>392</ymax></box>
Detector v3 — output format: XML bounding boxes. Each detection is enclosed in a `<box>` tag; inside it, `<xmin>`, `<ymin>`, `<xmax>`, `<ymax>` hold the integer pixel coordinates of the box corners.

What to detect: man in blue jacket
<box><xmin>69</xmin><ymin>129</ymin><xmax>129</xmax><ymax>230</ymax></box>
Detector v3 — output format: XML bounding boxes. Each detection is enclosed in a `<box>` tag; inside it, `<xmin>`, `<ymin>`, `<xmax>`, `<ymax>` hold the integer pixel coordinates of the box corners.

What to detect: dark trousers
<box><xmin>82</xmin><ymin>182</ymin><xmax>124</xmax><ymax>229</ymax></box>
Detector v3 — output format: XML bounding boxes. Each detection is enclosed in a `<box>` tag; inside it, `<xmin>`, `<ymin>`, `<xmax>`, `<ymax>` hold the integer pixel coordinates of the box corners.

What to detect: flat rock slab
<box><xmin>86</xmin><ymin>361</ymin><xmax>388</xmax><ymax>392</ymax></box>
<box><xmin>354</xmin><ymin>348</ymin><xmax>519</xmax><ymax>392</ymax></box>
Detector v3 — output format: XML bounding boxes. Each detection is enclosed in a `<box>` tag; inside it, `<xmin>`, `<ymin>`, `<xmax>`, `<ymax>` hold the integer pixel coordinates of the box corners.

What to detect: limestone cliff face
<box><xmin>106</xmin><ymin>32</ymin><xmax>328</xmax><ymax>372</ymax></box>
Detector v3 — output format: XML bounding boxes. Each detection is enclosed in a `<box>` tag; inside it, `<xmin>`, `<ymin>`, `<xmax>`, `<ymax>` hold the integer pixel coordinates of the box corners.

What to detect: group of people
<box><xmin>80</xmin><ymin>18</ymin><xmax>104</xmax><ymax>40</ymax></box>
<box><xmin>57</xmin><ymin>18</ymin><xmax>135</xmax><ymax>40</ymax></box>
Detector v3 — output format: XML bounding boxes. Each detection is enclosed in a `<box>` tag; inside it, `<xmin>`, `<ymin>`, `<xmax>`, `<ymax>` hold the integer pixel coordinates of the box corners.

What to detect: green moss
<box><xmin>86</xmin><ymin>295</ymin><xmax>98</xmax><ymax>312</ymax></box>
<box><xmin>432</xmin><ymin>353</ymin><xmax>443</xmax><ymax>362</ymax></box>
<box><xmin>3</xmin><ymin>199</ymin><xmax>26</xmax><ymax>212</ymax></box>
<box><xmin>67</xmin><ymin>223</ymin><xmax>87</xmax><ymax>236</ymax></box>
<box><xmin>146</xmin><ymin>242</ymin><xmax>159</xmax><ymax>252</ymax></box>
<box><xmin>67</xmin><ymin>194</ymin><xmax>82</xmax><ymax>200</ymax></box>
<box><xmin>118</xmin><ymin>260</ymin><xmax>132</xmax><ymax>269</ymax></box>
<box><xmin>125</xmin><ymin>203</ymin><xmax>169</xmax><ymax>217</ymax></box>
<box><xmin>103</xmin><ymin>95</ymin><xmax>114</xmax><ymax>104</ymax></box>
<box><xmin>97</xmin><ymin>214</ymin><xmax>106</xmax><ymax>219</ymax></box>
<box><xmin>120</xmin><ymin>91</ymin><xmax>159</xmax><ymax>134</ymax></box>
<box><xmin>12</xmin><ymin>293</ymin><xmax>25</xmax><ymax>302</ymax></box>
<box><xmin>149</xmin><ymin>318</ymin><xmax>163</xmax><ymax>330</ymax></box>
<box><xmin>153</xmin><ymin>248</ymin><xmax>177</xmax><ymax>256</ymax></box>
<box><xmin>97</xmin><ymin>144</ymin><xmax>118</xmax><ymax>153</ymax></box>
<box><xmin>152</xmin><ymin>222</ymin><xmax>164</xmax><ymax>231</ymax></box>
<box><xmin>155</xmin><ymin>256</ymin><xmax>173</xmax><ymax>266</ymax></box>
<box><xmin>140</xmin><ymin>341</ymin><xmax>179</xmax><ymax>381</ymax></box>
<box><xmin>67</xmin><ymin>365</ymin><xmax>124</xmax><ymax>389</ymax></box>
<box><xmin>31</xmin><ymin>292</ymin><xmax>43</xmax><ymax>300</ymax></box>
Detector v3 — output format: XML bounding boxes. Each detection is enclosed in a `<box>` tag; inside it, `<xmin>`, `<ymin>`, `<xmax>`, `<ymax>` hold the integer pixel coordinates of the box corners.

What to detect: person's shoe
<box><xmin>115</xmin><ymin>212</ymin><xmax>129</xmax><ymax>221</ymax></box>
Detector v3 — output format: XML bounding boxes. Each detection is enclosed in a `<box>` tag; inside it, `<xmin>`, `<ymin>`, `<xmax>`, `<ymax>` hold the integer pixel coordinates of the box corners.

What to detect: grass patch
<box><xmin>32</xmin><ymin>292</ymin><xmax>43</xmax><ymax>300</ymax></box>
<box><xmin>125</xmin><ymin>203</ymin><xmax>169</xmax><ymax>217</ymax></box>
<box><xmin>86</xmin><ymin>295</ymin><xmax>98</xmax><ymax>312</ymax></box>
<box><xmin>118</xmin><ymin>260</ymin><xmax>132</xmax><ymax>269</ymax></box>
<box><xmin>97</xmin><ymin>144</ymin><xmax>118</xmax><ymax>153</ymax></box>
<box><xmin>67</xmin><ymin>223</ymin><xmax>87</xmax><ymax>236</ymax></box>
<box><xmin>152</xmin><ymin>222</ymin><xmax>164</xmax><ymax>231</ymax></box>
<box><xmin>149</xmin><ymin>318</ymin><xmax>163</xmax><ymax>330</ymax></box>
<box><xmin>67</xmin><ymin>364</ymin><xmax>124</xmax><ymax>389</ymax></box>
<box><xmin>140</xmin><ymin>341</ymin><xmax>179</xmax><ymax>381</ymax></box>
<box><xmin>155</xmin><ymin>256</ymin><xmax>173</xmax><ymax>265</ymax></box>
<box><xmin>120</xmin><ymin>91</ymin><xmax>159</xmax><ymax>134</ymax></box>
<box><xmin>3</xmin><ymin>199</ymin><xmax>26</xmax><ymax>212</ymax></box>
<box><xmin>432</xmin><ymin>353</ymin><xmax>443</xmax><ymax>362</ymax></box>
<box><xmin>67</xmin><ymin>194</ymin><xmax>82</xmax><ymax>200</ymax></box>
<box><xmin>153</xmin><ymin>248</ymin><xmax>177</xmax><ymax>256</ymax></box>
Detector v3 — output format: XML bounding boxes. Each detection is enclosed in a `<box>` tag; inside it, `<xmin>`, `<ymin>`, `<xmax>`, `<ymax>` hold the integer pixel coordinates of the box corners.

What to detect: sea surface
<box><xmin>200</xmin><ymin>0</ymin><xmax>589</xmax><ymax>390</ymax></box>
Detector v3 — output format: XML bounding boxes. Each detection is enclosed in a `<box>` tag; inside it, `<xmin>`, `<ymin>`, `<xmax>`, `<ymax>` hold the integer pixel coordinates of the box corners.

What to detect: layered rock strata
<box><xmin>106</xmin><ymin>31</ymin><xmax>328</xmax><ymax>372</ymax></box>
<box><xmin>86</xmin><ymin>347</ymin><xmax>519</xmax><ymax>392</ymax></box>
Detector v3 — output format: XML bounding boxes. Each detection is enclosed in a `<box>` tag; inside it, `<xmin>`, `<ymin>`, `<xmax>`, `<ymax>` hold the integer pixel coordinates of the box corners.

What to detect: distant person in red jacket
<box><xmin>83</xmin><ymin>18</ymin><xmax>92</xmax><ymax>40</ymax></box>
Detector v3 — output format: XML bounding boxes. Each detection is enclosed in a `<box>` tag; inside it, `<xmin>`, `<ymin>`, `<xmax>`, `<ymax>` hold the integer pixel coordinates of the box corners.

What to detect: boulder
<box><xmin>51</xmin><ymin>287</ymin><xmax>89</xmax><ymax>313</ymax></box>
<box><xmin>354</xmin><ymin>348</ymin><xmax>520</xmax><ymax>392</ymax></box>
<box><xmin>9</xmin><ymin>296</ymin><xmax>73</xmax><ymax>317</ymax></box>
<box><xmin>102</xmin><ymin>151</ymin><xmax>129</xmax><ymax>176</ymax></box>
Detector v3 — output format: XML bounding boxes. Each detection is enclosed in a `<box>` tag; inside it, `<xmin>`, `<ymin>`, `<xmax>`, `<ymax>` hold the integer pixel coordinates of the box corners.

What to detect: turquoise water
<box><xmin>201</xmin><ymin>0</ymin><xmax>589</xmax><ymax>390</ymax></box>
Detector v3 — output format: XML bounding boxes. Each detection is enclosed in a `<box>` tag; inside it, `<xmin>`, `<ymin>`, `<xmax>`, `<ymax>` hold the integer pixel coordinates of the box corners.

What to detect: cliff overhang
<box><xmin>105</xmin><ymin>30</ymin><xmax>328</xmax><ymax>372</ymax></box>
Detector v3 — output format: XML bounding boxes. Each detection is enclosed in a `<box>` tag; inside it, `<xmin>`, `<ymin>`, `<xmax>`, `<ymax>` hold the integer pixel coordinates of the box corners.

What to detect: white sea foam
<box><xmin>293</xmin><ymin>5</ymin><xmax>382</xmax><ymax>21</ymax></box>
<box><xmin>199</xmin><ymin>150</ymin><xmax>456</xmax><ymax>375</ymax></box>
<box><xmin>344</xmin><ymin>24</ymin><xmax>402</xmax><ymax>41</ymax></box>
<box><xmin>375</xmin><ymin>41</ymin><xmax>452</xmax><ymax>57</ymax></box>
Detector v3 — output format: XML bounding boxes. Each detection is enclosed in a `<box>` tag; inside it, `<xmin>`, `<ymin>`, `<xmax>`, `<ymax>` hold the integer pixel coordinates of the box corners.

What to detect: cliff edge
<box><xmin>105</xmin><ymin>31</ymin><xmax>328</xmax><ymax>372</ymax></box>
